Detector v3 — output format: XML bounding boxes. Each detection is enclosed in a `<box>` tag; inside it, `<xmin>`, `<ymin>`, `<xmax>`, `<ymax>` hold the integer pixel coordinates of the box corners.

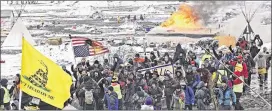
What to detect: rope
<box><xmin>199</xmin><ymin>45</ymin><xmax>271</xmax><ymax>108</ymax></box>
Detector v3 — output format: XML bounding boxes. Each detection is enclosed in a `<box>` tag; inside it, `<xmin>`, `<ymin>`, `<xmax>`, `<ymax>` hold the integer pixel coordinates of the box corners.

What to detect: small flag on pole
<box><xmin>71</xmin><ymin>37</ymin><xmax>109</xmax><ymax>57</ymax></box>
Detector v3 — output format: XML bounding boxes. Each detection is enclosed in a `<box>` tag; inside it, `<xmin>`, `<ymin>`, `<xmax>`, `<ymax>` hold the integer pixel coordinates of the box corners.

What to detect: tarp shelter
<box><xmin>2</xmin><ymin>18</ymin><xmax>36</xmax><ymax>48</ymax></box>
<box><xmin>214</xmin><ymin>35</ymin><xmax>236</xmax><ymax>48</ymax></box>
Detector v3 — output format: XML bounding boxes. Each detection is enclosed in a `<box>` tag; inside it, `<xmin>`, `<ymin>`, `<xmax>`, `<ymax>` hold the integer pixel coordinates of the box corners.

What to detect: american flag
<box><xmin>71</xmin><ymin>37</ymin><xmax>109</xmax><ymax>57</ymax></box>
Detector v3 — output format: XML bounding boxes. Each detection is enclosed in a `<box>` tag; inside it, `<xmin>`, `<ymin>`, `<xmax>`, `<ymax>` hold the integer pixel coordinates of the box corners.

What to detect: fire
<box><xmin>161</xmin><ymin>4</ymin><xmax>202</xmax><ymax>31</ymax></box>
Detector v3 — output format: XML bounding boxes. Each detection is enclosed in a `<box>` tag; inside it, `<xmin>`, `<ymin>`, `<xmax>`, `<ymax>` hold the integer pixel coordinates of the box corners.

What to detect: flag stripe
<box><xmin>71</xmin><ymin>37</ymin><xmax>109</xmax><ymax>57</ymax></box>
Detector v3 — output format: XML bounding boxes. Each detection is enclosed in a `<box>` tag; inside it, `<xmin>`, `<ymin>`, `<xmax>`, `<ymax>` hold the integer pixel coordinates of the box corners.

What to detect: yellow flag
<box><xmin>20</xmin><ymin>37</ymin><xmax>72</xmax><ymax>109</ymax></box>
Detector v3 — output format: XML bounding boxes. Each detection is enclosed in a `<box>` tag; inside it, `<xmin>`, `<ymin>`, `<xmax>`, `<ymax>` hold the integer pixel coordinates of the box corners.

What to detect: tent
<box><xmin>2</xmin><ymin>18</ymin><xmax>36</xmax><ymax>49</ymax></box>
<box><xmin>221</xmin><ymin>2</ymin><xmax>271</xmax><ymax>43</ymax></box>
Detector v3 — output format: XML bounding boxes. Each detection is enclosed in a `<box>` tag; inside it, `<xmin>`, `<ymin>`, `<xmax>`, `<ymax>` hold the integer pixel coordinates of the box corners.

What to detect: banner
<box><xmin>156</xmin><ymin>65</ymin><xmax>175</xmax><ymax>76</ymax></box>
<box><xmin>21</xmin><ymin>37</ymin><xmax>72</xmax><ymax>109</ymax></box>
<box><xmin>138</xmin><ymin>64</ymin><xmax>175</xmax><ymax>77</ymax></box>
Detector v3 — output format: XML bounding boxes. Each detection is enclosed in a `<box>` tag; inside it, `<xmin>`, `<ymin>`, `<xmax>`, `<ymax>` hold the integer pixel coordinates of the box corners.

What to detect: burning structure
<box><xmin>146</xmin><ymin>3</ymin><xmax>217</xmax><ymax>44</ymax></box>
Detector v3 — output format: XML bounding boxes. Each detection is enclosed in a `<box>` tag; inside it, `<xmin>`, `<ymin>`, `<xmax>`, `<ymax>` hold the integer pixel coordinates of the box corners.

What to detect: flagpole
<box><xmin>69</xmin><ymin>34</ymin><xmax>77</xmax><ymax>65</ymax></box>
<box><xmin>19</xmin><ymin>36</ymin><xmax>23</xmax><ymax>110</ymax></box>
<box><xmin>18</xmin><ymin>90</ymin><xmax>22</xmax><ymax>110</ymax></box>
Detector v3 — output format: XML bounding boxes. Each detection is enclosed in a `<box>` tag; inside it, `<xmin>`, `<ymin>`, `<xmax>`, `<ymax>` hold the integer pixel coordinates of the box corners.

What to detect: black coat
<box><xmin>250</xmin><ymin>46</ymin><xmax>260</xmax><ymax>58</ymax></box>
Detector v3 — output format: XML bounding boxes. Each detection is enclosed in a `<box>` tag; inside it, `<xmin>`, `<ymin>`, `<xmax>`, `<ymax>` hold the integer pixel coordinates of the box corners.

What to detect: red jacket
<box><xmin>239</xmin><ymin>40</ymin><xmax>248</xmax><ymax>50</ymax></box>
<box><xmin>229</xmin><ymin>61</ymin><xmax>248</xmax><ymax>85</ymax></box>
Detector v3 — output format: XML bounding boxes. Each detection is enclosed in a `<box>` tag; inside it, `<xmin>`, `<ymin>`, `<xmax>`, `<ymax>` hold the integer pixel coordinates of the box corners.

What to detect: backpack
<box><xmin>85</xmin><ymin>89</ymin><xmax>94</xmax><ymax>104</ymax></box>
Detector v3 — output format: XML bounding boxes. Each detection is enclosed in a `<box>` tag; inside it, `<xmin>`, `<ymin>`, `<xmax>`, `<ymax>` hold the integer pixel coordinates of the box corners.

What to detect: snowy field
<box><xmin>1</xmin><ymin>1</ymin><xmax>271</xmax><ymax>110</ymax></box>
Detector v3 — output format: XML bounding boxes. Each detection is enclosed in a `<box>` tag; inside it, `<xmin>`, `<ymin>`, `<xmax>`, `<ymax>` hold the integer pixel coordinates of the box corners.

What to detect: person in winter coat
<box><xmin>229</xmin><ymin>55</ymin><xmax>248</xmax><ymax>110</ymax></box>
<box><xmin>148</xmin><ymin>71</ymin><xmax>159</xmax><ymax>86</ymax></box>
<box><xmin>171</xmin><ymin>85</ymin><xmax>185</xmax><ymax>110</ymax></box>
<box><xmin>173</xmin><ymin>43</ymin><xmax>187</xmax><ymax>65</ymax></box>
<box><xmin>0</xmin><ymin>79</ymin><xmax>11</xmax><ymax>110</ymax></box>
<box><xmin>132</xmin><ymin>87</ymin><xmax>149</xmax><ymax>110</ymax></box>
<box><xmin>196</xmin><ymin>66</ymin><xmax>211</xmax><ymax>85</ymax></box>
<box><xmin>185</xmin><ymin>65</ymin><xmax>195</xmax><ymax>86</ymax></box>
<box><xmin>243</xmin><ymin>53</ymin><xmax>255</xmax><ymax>87</ymax></box>
<box><xmin>150</xmin><ymin>51</ymin><xmax>157</xmax><ymax>62</ymax></box>
<box><xmin>250</xmin><ymin>42</ymin><xmax>260</xmax><ymax>58</ymax></box>
<box><xmin>62</xmin><ymin>65</ymin><xmax>72</xmax><ymax>76</ymax></box>
<box><xmin>9</xmin><ymin>74</ymin><xmax>20</xmax><ymax>110</ymax></box>
<box><xmin>163</xmin><ymin>73</ymin><xmax>178</xmax><ymax>110</ymax></box>
<box><xmin>78</xmin><ymin>81</ymin><xmax>97</xmax><ymax>110</ymax></box>
<box><xmin>134</xmin><ymin>53</ymin><xmax>145</xmax><ymax>66</ymax></box>
<box><xmin>135</xmin><ymin>73</ymin><xmax>148</xmax><ymax>92</ymax></box>
<box><xmin>174</xmin><ymin>69</ymin><xmax>184</xmax><ymax>85</ymax></box>
<box><xmin>263</xmin><ymin>47</ymin><xmax>271</xmax><ymax>82</ymax></box>
<box><xmin>141</xmin><ymin>97</ymin><xmax>154</xmax><ymax>110</ymax></box>
<box><xmin>236</xmin><ymin>36</ymin><xmax>248</xmax><ymax>50</ymax></box>
<box><xmin>103</xmin><ymin>59</ymin><xmax>111</xmax><ymax>69</ymax></box>
<box><xmin>148</xmin><ymin>81</ymin><xmax>163</xmax><ymax>110</ymax></box>
<box><xmin>252</xmin><ymin>34</ymin><xmax>263</xmax><ymax>47</ymax></box>
<box><xmin>254</xmin><ymin>52</ymin><xmax>270</xmax><ymax>87</ymax></box>
<box><xmin>124</xmin><ymin>79</ymin><xmax>135</xmax><ymax>110</ymax></box>
<box><xmin>192</xmin><ymin>67</ymin><xmax>201</xmax><ymax>92</ymax></box>
<box><xmin>162</xmin><ymin>52</ymin><xmax>173</xmax><ymax>64</ymax></box>
<box><xmin>201</xmin><ymin>49</ymin><xmax>212</xmax><ymax>62</ymax></box>
<box><xmin>97</xmin><ymin>78</ymin><xmax>107</xmax><ymax>110</ymax></box>
<box><xmin>133</xmin><ymin>15</ymin><xmax>137</xmax><ymax>21</ymax></box>
<box><xmin>91</xmin><ymin>60</ymin><xmax>103</xmax><ymax>73</ymax></box>
<box><xmin>91</xmin><ymin>71</ymin><xmax>102</xmax><ymax>82</ymax></box>
<box><xmin>105</xmin><ymin>86</ymin><xmax>119</xmax><ymax>110</ymax></box>
<box><xmin>195</xmin><ymin>81</ymin><xmax>209</xmax><ymax>110</ymax></box>
<box><xmin>223</xmin><ymin>49</ymin><xmax>234</xmax><ymax>62</ymax></box>
<box><xmin>71</xmin><ymin>64</ymin><xmax>79</xmax><ymax>88</ymax></box>
<box><xmin>212</xmin><ymin>64</ymin><xmax>228</xmax><ymax>88</ymax></box>
<box><xmin>78</xmin><ymin>70</ymin><xmax>90</xmax><ymax>86</ymax></box>
<box><xmin>183</xmin><ymin>84</ymin><xmax>195</xmax><ymax>110</ymax></box>
<box><xmin>218</xmin><ymin>83</ymin><xmax>236</xmax><ymax>110</ymax></box>
<box><xmin>110</xmin><ymin>76</ymin><xmax>123</xmax><ymax>110</ymax></box>
<box><xmin>212</xmin><ymin>47</ymin><xmax>223</xmax><ymax>60</ymax></box>
<box><xmin>111</xmin><ymin>53</ymin><xmax>124</xmax><ymax>72</ymax></box>
<box><xmin>76</xmin><ymin>57</ymin><xmax>90</xmax><ymax>71</ymax></box>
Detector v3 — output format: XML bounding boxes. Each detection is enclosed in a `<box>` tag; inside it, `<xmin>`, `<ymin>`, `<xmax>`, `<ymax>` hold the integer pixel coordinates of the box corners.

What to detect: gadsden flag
<box><xmin>20</xmin><ymin>37</ymin><xmax>72</xmax><ymax>109</ymax></box>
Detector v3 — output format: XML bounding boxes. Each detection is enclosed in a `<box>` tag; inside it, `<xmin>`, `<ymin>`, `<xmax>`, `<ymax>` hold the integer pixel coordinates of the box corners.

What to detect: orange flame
<box><xmin>161</xmin><ymin>4</ymin><xmax>202</xmax><ymax>31</ymax></box>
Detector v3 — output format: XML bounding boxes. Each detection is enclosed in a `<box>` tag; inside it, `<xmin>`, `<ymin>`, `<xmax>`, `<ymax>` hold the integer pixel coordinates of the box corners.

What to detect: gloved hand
<box><xmin>232</xmin><ymin>102</ymin><xmax>236</xmax><ymax>106</ymax></box>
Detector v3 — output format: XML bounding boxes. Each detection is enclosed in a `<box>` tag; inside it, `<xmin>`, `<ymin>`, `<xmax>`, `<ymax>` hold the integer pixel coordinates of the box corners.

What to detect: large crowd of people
<box><xmin>0</xmin><ymin>35</ymin><xmax>271</xmax><ymax>110</ymax></box>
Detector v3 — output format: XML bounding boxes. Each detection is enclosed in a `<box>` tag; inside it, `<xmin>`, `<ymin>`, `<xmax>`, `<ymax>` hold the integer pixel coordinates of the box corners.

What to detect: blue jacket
<box><xmin>184</xmin><ymin>86</ymin><xmax>195</xmax><ymax>105</ymax></box>
<box><xmin>192</xmin><ymin>74</ymin><xmax>201</xmax><ymax>88</ymax></box>
<box><xmin>105</xmin><ymin>92</ymin><xmax>119</xmax><ymax>110</ymax></box>
<box><xmin>224</xmin><ymin>53</ymin><xmax>234</xmax><ymax>61</ymax></box>
<box><xmin>218</xmin><ymin>87</ymin><xmax>236</xmax><ymax>106</ymax></box>
<box><xmin>104</xmin><ymin>87</ymin><xmax>119</xmax><ymax>110</ymax></box>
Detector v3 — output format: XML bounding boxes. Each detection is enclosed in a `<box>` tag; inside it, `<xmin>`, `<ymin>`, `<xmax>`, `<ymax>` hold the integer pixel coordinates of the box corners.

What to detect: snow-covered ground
<box><xmin>1</xmin><ymin>1</ymin><xmax>271</xmax><ymax>110</ymax></box>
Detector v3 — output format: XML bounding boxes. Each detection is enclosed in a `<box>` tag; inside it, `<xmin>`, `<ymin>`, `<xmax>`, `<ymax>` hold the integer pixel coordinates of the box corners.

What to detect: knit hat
<box><xmin>94</xmin><ymin>60</ymin><xmax>99</xmax><ymax>64</ymax></box>
<box><xmin>108</xmin><ymin>86</ymin><xmax>114</xmax><ymax>91</ymax></box>
<box><xmin>145</xmin><ymin>97</ymin><xmax>153</xmax><ymax>105</ymax></box>
<box><xmin>16</xmin><ymin>74</ymin><xmax>20</xmax><ymax>78</ymax></box>
<box><xmin>191</xmin><ymin>61</ymin><xmax>196</xmax><ymax>65</ymax></box>
<box><xmin>0</xmin><ymin>79</ymin><xmax>8</xmax><ymax>86</ymax></box>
